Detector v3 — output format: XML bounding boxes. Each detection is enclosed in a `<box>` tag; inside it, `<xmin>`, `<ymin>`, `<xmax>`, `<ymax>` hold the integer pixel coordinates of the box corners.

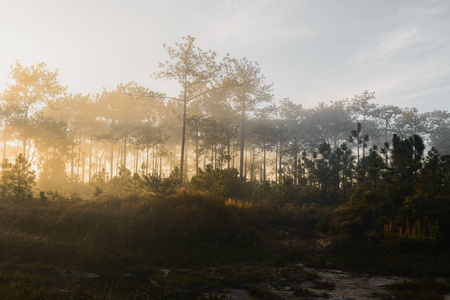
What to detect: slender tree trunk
<box><xmin>110</xmin><ymin>140</ymin><xmax>114</xmax><ymax>178</ymax></box>
<box><xmin>98</xmin><ymin>153</ymin><xmax>103</xmax><ymax>174</ymax></box>
<box><xmin>159</xmin><ymin>153</ymin><xmax>162</xmax><ymax>177</ymax></box>
<box><xmin>88</xmin><ymin>139</ymin><xmax>92</xmax><ymax>181</ymax></box>
<box><xmin>185</xmin><ymin>144</ymin><xmax>188</xmax><ymax>179</ymax></box>
<box><xmin>77</xmin><ymin>144</ymin><xmax>81</xmax><ymax>181</ymax></box>
<box><xmin>123</xmin><ymin>130</ymin><xmax>127</xmax><ymax>170</ymax></box>
<box><xmin>180</xmin><ymin>80</ymin><xmax>188</xmax><ymax>183</ymax></box>
<box><xmin>155</xmin><ymin>148</ymin><xmax>159</xmax><ymax>176</ymax></box>
<box><xmin>244</xmin><ymin>143</ymin><xmax>247</xmax><ymax>180</ymax></box>
<box><xmin>250</xmin><ymin>145</ymin><xmax>255</xmax><ymax>183</ymax></box>
<box><xmin>195</xmin><ymin>133</ymin><xmax>199</xmax><ymax>175</ymax></box>
<box><xmin>239</xmin><ymin>106</ymin><xmax>246</xmax><ymax>178</ymax></box>
<box><xmin>82</xmin><ymin>155</ymin><xmax>86</xmax><ymax>182</ymax></box>
<box><xmin>152</xmin><ymin>146</ymin><xmax>156</xmax><ymax>175</ymax></box>
<box><xmin>357</xmin><ymin>142</ymin><xmax>360</xmax><ymax>168</ymax></box>
<box><xmin>135</xmin><ymin>148</ymin><xmax>139</xmax><ymax>174</ymax></box>
<box><xmin>93</xmin><ymin>157</ymin><xmax>97</xmax><ymax>177</ymax></box>
<box><xmin>260</xmin><ymin>151</ymin><xmax>263</xmax><ymax>183</ymax></box>
<box><xmin>2</xmin><ymin>123</ymin><xmax>8</xmax><ymax>164</ymax></box>
<box><xmin>385</xmin><ymin>118</ymin><xmax>388</xmax><ymax>142</ymax></box>
<box><xmin>342</xmin><ymin>171</ymin><xmax>346</xmax><ymax>199</ymax></box>
<box><xmin>275</xmin><ymin>146</ymin><xmax>278</xmax><ymax>184</ymax></box>
<box><xmin>214</xmin><ymin>144</ymin><xmax>217</xmax><ymax>169</ymax></box>
<box><xmin>227</xmin><ymin>136</ymin><xmax>231</xmax><ymax>169</ymax></box>
<box><xmin>117</xmin><ymin>146</ymin><xmax>121</xmax><ymax>177</ymax></box>
<box><xmin>294</xmin><ymin>147</ymin><xmax>298</xmax><ymax>185</ymax></box>
<box><xmin>211</xmin><ymin>145</ymin><xmax>214</xmax><ymax>168</ymax></box>
<box><xmin>279</xmin><ymin>144</ymin><xmax>283</xmax><ymax>184</ymax></box>
<box><xmin>362</xmin><ymin>113</ymin><xmax>366</xmax><ymax>159</ymax></box>
<box><xmin>23</xmin><ymin>106</ymin><xmax>28</xmax><ymax>159</ymax></box>
<box><xmin>70</xmin><ymin>143</ymin><xmax>74</xmax><ymax>179</ymax></box>
<box><xmin>232</xmin><ymin>143</ymin><xmax>235</xmax><ymax>168</ymax></box>
<box><xmin>263</xmin><ymin>141</ymin><xmax>266</xmax><ymax>183</ymax></box>
<box><xmin>146</xmin><ymin>143</ymin><xmax>149</xmax><ymax>175</ymax></box>
<box><xmin>203</xmin><ymin>150</ymin><xmax>207</xmax><ymax>170</ymax></box>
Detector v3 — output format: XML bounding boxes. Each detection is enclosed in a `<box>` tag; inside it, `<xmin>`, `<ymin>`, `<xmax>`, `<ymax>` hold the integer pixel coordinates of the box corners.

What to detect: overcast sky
<box><xmin>0</xmin><ymin>0</ymin><xmax>449</xmax><ymax>112</ymax></box>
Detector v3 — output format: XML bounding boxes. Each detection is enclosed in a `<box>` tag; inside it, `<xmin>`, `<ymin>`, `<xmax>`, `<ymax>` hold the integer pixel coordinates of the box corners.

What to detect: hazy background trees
<box><xmin>0</xmin><ymin>37</ymin><xmax>449</xmax><ymax>198</ymax></box>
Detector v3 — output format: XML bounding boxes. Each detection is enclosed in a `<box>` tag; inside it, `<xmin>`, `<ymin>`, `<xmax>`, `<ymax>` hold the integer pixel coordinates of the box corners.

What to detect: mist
<box><xmin>0</xmin><ymin>4</ymin><xmax>450</xmax><ymax>299</ymax></box>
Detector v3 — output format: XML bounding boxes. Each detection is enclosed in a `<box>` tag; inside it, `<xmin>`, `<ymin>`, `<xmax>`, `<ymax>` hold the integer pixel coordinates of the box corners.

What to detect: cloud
<box><xmin>343</xmin><ymin>2</ymin><xmax>450</xmax><ymax>111</ymax></box>
<box><xmin>211</xmin><ymin>0</ymin><xmax>315</xmax><ymax>48</ymax></box>
<box><xmin>378</xmin><ymin>28</ymin><xmax>422</xmax><ymax>57</ymax></box>
<box><xmin>349</xmin><ymin>27</ymin><xmax>425</xmax><ymax>65</ymax></box>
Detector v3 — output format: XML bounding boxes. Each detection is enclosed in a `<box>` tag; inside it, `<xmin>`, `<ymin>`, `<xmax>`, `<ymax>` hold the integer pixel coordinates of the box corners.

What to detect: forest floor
<box><xmin>1</xmin><ymin>196</ymin><xmax>449</xmax><ymax>299</ymax></box>
<box><xmin>1</xmin><ymin>237</ymin><xmax>449</xmax><ymax>299</ymax></box>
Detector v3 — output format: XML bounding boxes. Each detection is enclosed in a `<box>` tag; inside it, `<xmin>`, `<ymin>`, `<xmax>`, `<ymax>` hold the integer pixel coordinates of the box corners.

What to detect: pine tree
<box><xmin>0</xmin><ymin>154</ymin><xmax>36</xmax><ymax>201</ymax></box>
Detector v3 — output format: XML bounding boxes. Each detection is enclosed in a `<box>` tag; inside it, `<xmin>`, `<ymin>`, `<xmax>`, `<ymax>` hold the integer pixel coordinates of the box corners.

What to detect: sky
<box><xmin>0</xmin><ymin>0</ymin><xmax>449</xmax><ymax>112</ymax></box>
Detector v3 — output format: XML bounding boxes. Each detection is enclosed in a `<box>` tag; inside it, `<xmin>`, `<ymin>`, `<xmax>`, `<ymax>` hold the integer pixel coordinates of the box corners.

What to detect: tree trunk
<box><xmin>195</xmin><ymin>133</ymin><xmax>199</xmax><ymax>175</ymax></box>
<box><xmin>203</xmin><ymin>150</ymin><xmax>207</xmax><ymax>170</ymax></box>
<box><xmin>293</xmin><ymin>146</ymin><xmax>298</xmax><ymax>185</ymax></box>
<box><xmin>250</xmin><ymin>145</ymin><xmax>255</xmax><ymax>183</ymax></box>
<box><xmin>211</xmin><ymin>145</ymin><xmax>214</xmax><ymax>168</ymax></box>
<box><xmin>239</xmin><ymin>105</ymin><xmax>246</xmax><ymax>178</ymax></box>
<box><xmin>88</xmin><ymin>139</ymin><xmax>92</xmax><ymax>181</ymax></box>
<box><xmin>2</xmin><ymin>123</ymin><xmax>8</xmax><ymax>164</ymax></box>
<box><xmin>180</xmin><ymin>82</ymin><xmax>188</xmax><ymax>183</ymax></box>
<box><xmin>263</xmin><ymin>141</ymin><xmax>266</xmax><ymax>183</ymax></box>
<box><xmin>110</xmin><ymin>140</ymin><xmax>114</xmax><ymax>178</ymax></box>
<box><xmin>244</xmin><ymin>142</ymin><xmax>247</xmax><ymax>180</ymax></box>
<box><xmin>279</xmin><ymin>144</ymin><xmax>283</xmax><ymax>184</ymax></box>
<box><xmin>185</xmin><ymin>143</ymin><xmax>188</xmax><ymax>178</ymax></box>
<box><xmin>146</xmin><ymin>143</ymin><xmax>149</xmax><ymax>175</ymax></box>
<box><xmin>98</xmin><ymin>152</ymin><xmax>103</xmax><ymax>174</ymax></box>
<box><xmin>23</xmin><ymin>106</ymin><xmax>28</xmax><ymax>159</ymax></box>
<box><xmin>123</xmin><ymin>130</ymin><xmax>127</xmax><ymax>170</ymax></box>
<box><xmin>232</xmin><ymin>143</ymin><xmax>235</xmax><ymax>168</ymax></box>
<box><xmin>214</xmin><ymin>144</ymin><xmax>217</xmax><ymax>169</ymax></box>
<box><xmin>385</xmin><ymin>118</ymin><xmax>388</xmax><ymax>143</ymax></box>
<box><xmin>135</xmin><ymin>148</ymin><xmax>139</xmax><ymax>174</ymax></box>
<box><xmin>275</xmin><ymin>146</ymin><xmax>278</xmax><ymax>184</ymax></box>
<box><xmin>82</xmin><ymin>155</ymin><xmax>86</xmax><ymax>182</ymax></box>
<box><xmin>160</xmin><ymin>148</ymin><xmax>163</xmax><ymax>175</ymax></box>
<box><xmin>77</xmin><ymin>144</ymin><xmax>81</xmax><ymax>181</ymax></box>
<box><xmin>227</xmin><ymin>136</ymin><xmax>231</xmax><ymax>170</ymax></box>
<box><xmin>117</xmin><ymin>145</ymin><xmax>121</xmax><ymax>177</ymax></box>
<box><xmin>152</xmin><ymin>146</ymin><xmax>156</xmax><ymax>175</ymax></box>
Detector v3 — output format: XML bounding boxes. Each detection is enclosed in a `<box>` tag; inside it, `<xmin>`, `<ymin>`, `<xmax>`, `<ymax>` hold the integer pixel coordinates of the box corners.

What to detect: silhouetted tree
<box><xmin>154</xmin><ymin>36</ymin><xmax>222</xmax><ymax>182</ymax></box>
<box><xmin>225</xmin><ymin>57</ymin><xmax>273</xmax><ymax>179</ymax></box>
<box><xmin>0</xmin><ymin>154</ymin><xmax>36</xmax><ymax>201</ymax></box>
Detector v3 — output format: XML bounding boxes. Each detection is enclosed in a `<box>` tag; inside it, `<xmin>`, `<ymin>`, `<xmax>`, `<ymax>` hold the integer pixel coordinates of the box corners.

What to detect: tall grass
<box><xmin>0</xmin><ymin>191</ymin><xmax>265</xmax><ymax>273</ymax></box>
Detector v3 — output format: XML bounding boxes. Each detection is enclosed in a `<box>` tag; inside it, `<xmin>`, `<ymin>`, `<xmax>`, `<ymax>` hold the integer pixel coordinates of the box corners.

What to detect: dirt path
<box><xmin>301</xmin><ymin>266</ymin><xmax>406</xmax><ymax>300</ymax></box>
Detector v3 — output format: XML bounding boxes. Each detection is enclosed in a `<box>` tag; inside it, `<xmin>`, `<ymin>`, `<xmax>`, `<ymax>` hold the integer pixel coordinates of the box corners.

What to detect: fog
<box><xmin>1</xmin><ymin>4</ymin><xmax>450</xmax><ymax>297</ymax></box>
<box><xmin>0</xmin><ymin>44</ymin><xmax>449</xmax><ymax>197</ymax></box>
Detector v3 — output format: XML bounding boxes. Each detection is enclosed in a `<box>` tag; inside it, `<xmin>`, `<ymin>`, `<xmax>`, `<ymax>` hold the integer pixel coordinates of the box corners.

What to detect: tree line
<box><xmin>0</xmin><ymin>36</ymin><xmax>449</xmax><ymax>196</ymax></box>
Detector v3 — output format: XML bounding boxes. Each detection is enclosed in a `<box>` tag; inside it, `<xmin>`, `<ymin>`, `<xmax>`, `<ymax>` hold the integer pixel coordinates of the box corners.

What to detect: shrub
<box><xmin>190</xmin><ymin>166</ymin><xmax>249</xmax><ymax>199</ymax></box>
<box><xmin>143</xmin><ymin>172</ymin><xmax>178</xmax><ymax>199</ymax></box>
<box><xmin>0</xmin><ymin>154</ymin><xmax>36</xmax><ymax>201</ymax></box>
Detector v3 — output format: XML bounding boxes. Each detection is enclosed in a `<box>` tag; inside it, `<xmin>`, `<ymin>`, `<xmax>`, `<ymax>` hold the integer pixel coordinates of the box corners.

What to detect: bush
<box><xmin>190</xmin><ymin>166</ymin><xmax>250</xmax><ymax>199</ymax></box>
<box><xmin>0</xmin><ymin>154</ymin><xmax>36</xmax><ymax>201</ymax></box>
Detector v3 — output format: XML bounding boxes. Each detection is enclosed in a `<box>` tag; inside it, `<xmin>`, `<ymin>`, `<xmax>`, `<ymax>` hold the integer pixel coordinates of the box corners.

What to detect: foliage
<box><xmin>0</xmin><ymin>154</ymin><xmax>36</xmax><ymax>201</ymax></box>
<box><xmin>190</xmin><ymin>166</ymin><xmax>249</xmax><ymax>199</ymax></box>
<box><xmin>0</xmin><ymin>40</ymin><xmax>450</xmax><ymax>296</ymax></box>
<box><xmin>37</xmin><ymin>156</ymin><xmax>68</xmax><ymax>192</ymax></box>
<box><xmin>154</xmin><ymin>35</ymin><xmax>223</xmax><ymax>181</ymax></box>
<box><xmin>2</xmin><ymin>61</ymin><xmax>66</xmax><ymax>157</ymax></box>
<box><xmin>143</xmin><ymin>170</ymin><xmax>179</xmax><ymax>199</ymax></box>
